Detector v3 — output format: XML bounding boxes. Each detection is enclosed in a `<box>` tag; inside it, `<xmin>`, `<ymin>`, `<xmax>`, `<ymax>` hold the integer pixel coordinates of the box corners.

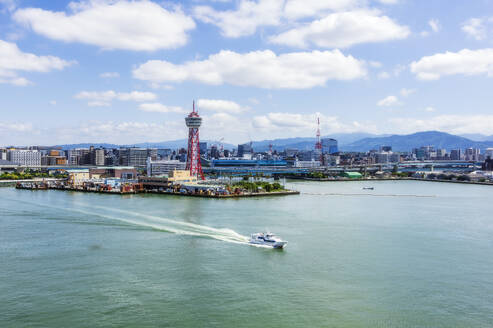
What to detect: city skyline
<box><xmin>1</xmin><ymin>0</ymin><xmax>493</xmax><ymax>145</ymax></box>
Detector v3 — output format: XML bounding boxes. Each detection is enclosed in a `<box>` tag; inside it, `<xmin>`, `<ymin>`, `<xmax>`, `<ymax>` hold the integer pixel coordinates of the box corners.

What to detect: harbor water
<box><xmin>1</xmin><ymin>180</ymin><xmax>493</xmax><ymax>327</ymax></box>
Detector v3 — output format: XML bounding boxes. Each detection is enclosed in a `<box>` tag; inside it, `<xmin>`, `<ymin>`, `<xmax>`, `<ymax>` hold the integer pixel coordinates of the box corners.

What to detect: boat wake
<box><xmin>74</xmin><ymin>203</ymin><xmax>250</xmax><ymax>245</ymax></box>
<box><xmin>8</xmin><ymin>197</ymin><xmax>263</xmax><ymax>247</ymax></box>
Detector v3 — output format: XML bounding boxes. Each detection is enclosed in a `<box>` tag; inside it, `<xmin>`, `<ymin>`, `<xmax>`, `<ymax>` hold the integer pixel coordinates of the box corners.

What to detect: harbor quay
<box><xmin>15</xmin><ymin>167</ymin><xmax>299</xmax><ymax>198</ymax></box>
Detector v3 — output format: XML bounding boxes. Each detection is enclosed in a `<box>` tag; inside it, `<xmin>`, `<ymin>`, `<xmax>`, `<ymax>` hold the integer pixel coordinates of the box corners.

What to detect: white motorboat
<box><xmin>249</xmin><ymin>233</ymin><xmax>287</xmax><ymax>249</ymax></box>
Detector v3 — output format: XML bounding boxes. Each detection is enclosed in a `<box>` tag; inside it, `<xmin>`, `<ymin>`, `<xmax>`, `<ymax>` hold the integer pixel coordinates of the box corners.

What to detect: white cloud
<box><xmin>99</xmin><ymin>72</ymin><xmax>119</xmax><ymax>78</ymax></box>
<box><xmin>197</xmin><ymin>99</ymin><xmax>247</xmax><ymax>113</ymax></box>
<box><xmin>248</xmin><ymin>97</ymin><xmax>260</xmax><ymax>105</ymax></box>
<box><xmin>428</xmin><ymin>19</ymin><xmax>440</xmax><ymax>33</ymax></box>
<box><xmin>88</xmin><ymin>101</ymin><xmax>111</xmax><ymax>107</ymax></box>
<box><xmin>13</xmin><ymin>0</ymin><xmax>195</xmax><ymax>51</ymax></box>
<box><xmin>462</xmin><ymin>18</ymin><xmax>487</xmax><ymax>40</ymax></box>
<box><xmin>369</xmin><ymin>61</ymin><xmax>382</xmax><ymax>68</ymax></box>
<box><xmin>388</xmin><ymin>115</ymin><xmax>493</xmax><ymax>135</ymax></box>
<box><xmin>193</xmin><ymin>0</ymin><xmax>397</xmax><ymax>38</ymax></box>
<box><xmin>194</xmin><ymin>0</ymin><xmax>283</xmax><ymax>37</ymax></box>
<box><xmin>54</xmin><ymin>120</ymin><xmax>186</xmax><ymax>144</ymax></box>
<box><xmin>424</xmin><ymin>106</ymin><xmax>435</xmax><ymax>112</ymax></box>
<box><xmin>377</xmin><ymin>71</ymin><xmax>390</xmax><ymax>79</ymax></box>
<box><xmin>283</xmin><ymin>0</ymin><xmax>362</xmax><ymax>20</ymax></box>
<box><xmin>251</xmin><ymin>112</ymin><xmax>378</xmax><ymax>138</ymax></box>
<box><xmin>377</xmin><ymin>95</ymin><xmax>401</xmax><ymax>106</ymax></box>
<box><xmin>133</xmin><ymin>49</ymin><xmax>367</xmax><ymax>89</ymax></box>
<box><xmin>376</xmin><ymin>0</ymin><xmax>398</xmax><ymax>4</ymax></box>
<box><xmin>0</xmin><ymin>122</ymin><xmax>33</xmax><ymax>133</ymax></box>
<box><xmin>75</xmin><ymin>90</ymin><xmax>157</xmax><ymax>106</ymax></box>
<box><xmin>400</xmin><ymin>88</ymin><xmax>416</xmax><ymax>97</ymax></box>
<box><xmin>269</xmin><ymin>10</ymin><xmax>410</xmax><ymax>48</ymax></box>
<box><xmin>0</xmin><ymin>39</ymin><xmax>73</xmax><ymax>86</ymax></box>
<box><xmin>410</xmin><ymin>48</ymin><xmax>493</xmax><ymax>80</ymax></box>
<box><xmin>138</xmin><ymin>103</ymin><xmax>187</xmax><ymax>113</ymax></box>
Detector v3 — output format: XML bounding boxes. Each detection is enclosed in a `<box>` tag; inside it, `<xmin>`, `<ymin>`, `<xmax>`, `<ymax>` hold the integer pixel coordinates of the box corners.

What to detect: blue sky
<box><xmin>1</xmin><ymin>0</ymin><xmax>493</xmax><ymax>146</ymax></box>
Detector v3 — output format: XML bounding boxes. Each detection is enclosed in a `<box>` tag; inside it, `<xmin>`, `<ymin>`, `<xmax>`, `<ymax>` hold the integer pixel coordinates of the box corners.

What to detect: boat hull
<box><xmin>248</xmin><ymin>241</ymin><xmax>287</xmax><ymax>249</ymax></box>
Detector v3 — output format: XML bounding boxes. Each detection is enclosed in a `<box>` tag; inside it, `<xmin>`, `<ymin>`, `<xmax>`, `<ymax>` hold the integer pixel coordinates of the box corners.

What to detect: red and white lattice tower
<box><xmin>185</xmin><ymin>101</ymin><xmax>205</xmax><ymax>180</ymax></box>
<box><xmin>315</xmin><ymin>117</ymin><xmax>323</xmax><ymax>163</ymax></box>
<box><xmin>315</xmin><ymin>117</ymin><xmax>322</xmax><ymax>152</ymax></box>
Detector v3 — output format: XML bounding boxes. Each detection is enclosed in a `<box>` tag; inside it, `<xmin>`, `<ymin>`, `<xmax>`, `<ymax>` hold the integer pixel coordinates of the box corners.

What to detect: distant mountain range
<box><xmin>459</xmin><ymin>134</ymin><xmax>493</xmax><ymax>141</ymax></box>
<box><xmin>342</xmin><ymin>131</ymin><xmax>493</xmax><ymax>152</ymax></box>
<box><xmin>54</xmin><ymin>140</ymin><xmax>235</xmax><ymax>150</ymax></box>
<box><xmin>250</xmin><ymin>133</ymin><xmax>387</xmax><ymax>152</ymax></box>
<box><xmin>53</xmin><ymin>131</ymin><xmax>493</xmax><ymax>152</ymax></box>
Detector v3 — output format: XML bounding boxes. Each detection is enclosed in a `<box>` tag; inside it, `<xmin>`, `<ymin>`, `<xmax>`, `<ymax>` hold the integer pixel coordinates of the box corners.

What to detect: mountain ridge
<box><xmin>51</xmin><ymin>131</ymin><xmax>493</xmax><ymax>152</ymax></box>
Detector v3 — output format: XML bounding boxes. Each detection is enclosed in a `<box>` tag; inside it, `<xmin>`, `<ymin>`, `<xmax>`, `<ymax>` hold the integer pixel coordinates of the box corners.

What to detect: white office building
<box><xmin>147</xmin><ymin>159</ymin><xmax>186</xmax><ymax>176</ymax></box>
<box><xmin>7</xmin><ymin>149</ymin><xmax>41</xmax><ymax>166</ymax></box>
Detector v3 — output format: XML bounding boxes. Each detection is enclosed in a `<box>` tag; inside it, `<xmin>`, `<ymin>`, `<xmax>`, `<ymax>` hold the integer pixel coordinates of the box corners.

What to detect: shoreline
<box><xmin>14</xmin><ymin>185</ymin><xmax>300</xmax><ymax>198</ymax></box>
<box><xmin>286</xmin><ymin>176</ymin><xmax>493</xmax><ymax>186</ymax></box>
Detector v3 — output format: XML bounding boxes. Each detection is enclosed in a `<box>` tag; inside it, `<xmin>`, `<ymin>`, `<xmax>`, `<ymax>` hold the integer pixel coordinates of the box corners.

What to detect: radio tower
<box><xmin>315</xmin><ymin>117</ymin><xmax>323</xmax><ymax>164</ymax></box>
<box><xmin>185</xmin><ymin>101</ymin><xmax>205</xmax><ymax>180</ymax></box>
<box><xmin>315</xmin><ymin>117</ymin><xmax>322</xmax><ymax>152</ymax></box>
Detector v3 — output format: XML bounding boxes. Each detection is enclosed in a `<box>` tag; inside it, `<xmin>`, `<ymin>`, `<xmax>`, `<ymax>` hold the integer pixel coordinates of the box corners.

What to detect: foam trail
<box><xmin>76</xmin><ymin>203</ymin><xmax>250</xmax><ymax>244</ymax></box>
<box><xmin>8</xmin><ymin>197</ymin><xmax>252</xmax><ymax>246</ymax></box>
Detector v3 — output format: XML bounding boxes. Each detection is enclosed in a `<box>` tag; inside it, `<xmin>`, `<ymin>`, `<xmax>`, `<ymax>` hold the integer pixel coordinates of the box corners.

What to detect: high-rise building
<box><xmin>485</xmin><ymin>148</ymin><xmax>493</xmax><ymax>160</ymax></box>
<box><xmin>465</xmin><ymin>148</ymin><xmax>480</xmax><ymax>161</ymax></box>
<box><xmin>157</xmin><ymin>149</ymin><xmax>172</xmax><ymax>160</ymax></box>
<box><xmin>105</xmin><ymin>149</ymin><xmax>119</xmax><ymax>166</ymax></box>
<box><xmin>210</xmin><ymin>145</ymin><xmax>220</xmax><ymax>159</ymax></box>
<box><xmin>375</xmin><ymin>152</ymin><xmax>390</xmax><ymax>164</ymax></box>
<box><xmin>7</xmin><ymin>149</ymin><xmax>41</xmax><ymax>166</ymax></box>
<box><xmin>321</xmin><ymin>138</ymin><xmax>338</xmax><ymax>154</ymax></box>
<box><xmin>119</xmin><ymin>148</ymin><xmax>149</xmax><ymax>168</ymax></box>
<box><xmin>1</xmin><ymin>148</ymin><xmax>8</xmax><ymax>160</ymax></box>
<box><xmin>450</xmin><ymin>149</ymin><xmax>462</xmax><ymax>160</ymax></box>
<box><xmin>436</xmin><ymin>149</ymin><xmax>447</xmax><ymax>159</ymax></box>
<box><xmin>95</xmin><ymin>148</ymin><xmax>105</xmax><ymax>166</ymax></box>
<box><xmin>380</xmin><ymin>145</ymin><xmax>392</xmax><ymax>152</ymax></box>
<box><xmin>237</xmin><ymin>143</ymin><xmax>253</xmax><ymax>158</ymax></box>
<box><xmin>199</xmin><ymin>142</ymin><xmax>208</xmax><ymax>155</ymax></box>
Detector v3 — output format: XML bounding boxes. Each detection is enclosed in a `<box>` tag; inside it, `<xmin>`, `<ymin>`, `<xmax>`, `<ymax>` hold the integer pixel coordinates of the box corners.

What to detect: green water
<box><xmin>1</xmin><ymin>181</ymin><xmax>493</xmax><ymax>327</ymax></box>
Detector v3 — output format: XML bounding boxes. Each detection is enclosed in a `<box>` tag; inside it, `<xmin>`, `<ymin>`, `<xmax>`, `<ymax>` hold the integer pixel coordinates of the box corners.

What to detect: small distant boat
<box><xmin>249</xmin><ymin>233</ymin><xmax>287</xmax><ymax>249</ymax></box>
<box><xmin>362</xmin><ymin>187</ymin><xmax>374</xmax><ymax>190</ymax></box>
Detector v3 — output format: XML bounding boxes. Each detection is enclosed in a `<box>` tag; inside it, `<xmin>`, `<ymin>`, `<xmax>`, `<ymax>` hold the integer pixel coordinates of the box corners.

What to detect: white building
<box><xmin>95</xmin><ymin>148</ymin><xmax>105</xmax><ymax>166</ymax></box>
<box><xmin>7</xmin><ymin>149</ymin><xmax>41</xmax><ymax>166</ymax></box>
<box><xmin>294</xmin><ymin>160</ymin><xmax>321</xmax><ymax>168</ymax></box>
<box><xmin>147</xmin><ymin>158</ymin><xmax>186</xmax><ymax>176</ymax></box>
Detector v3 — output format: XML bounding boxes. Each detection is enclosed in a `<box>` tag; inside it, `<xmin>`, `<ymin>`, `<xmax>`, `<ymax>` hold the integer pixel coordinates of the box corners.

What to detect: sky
<box><xmin>1</xmin><ymin>0</ymin><xmax>493</xmax><ymax>146</ymax></box>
